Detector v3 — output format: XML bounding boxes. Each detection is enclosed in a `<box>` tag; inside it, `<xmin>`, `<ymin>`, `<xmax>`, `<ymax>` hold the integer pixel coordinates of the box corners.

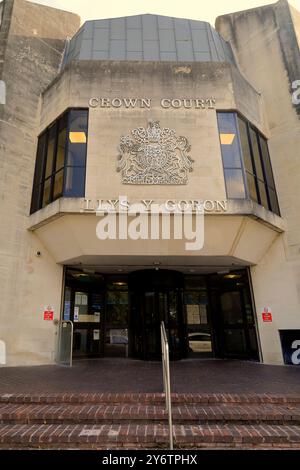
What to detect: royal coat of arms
<box><xmin>117</xmin><ymin>120</ymin><xmax>193</xmax><ymax>184</ymax></box>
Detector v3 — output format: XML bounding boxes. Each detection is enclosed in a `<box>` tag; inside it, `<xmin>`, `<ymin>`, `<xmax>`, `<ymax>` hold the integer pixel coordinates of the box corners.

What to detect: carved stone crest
<box><xmin>117</xmin><ymin>120</ymin><xmax>193</xmax><ymax>184</ymax></box>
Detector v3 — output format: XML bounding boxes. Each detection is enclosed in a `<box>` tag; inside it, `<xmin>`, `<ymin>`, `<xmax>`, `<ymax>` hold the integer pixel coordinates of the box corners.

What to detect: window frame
<box><xmin>217</xmin><ymin>110</ymin><xmax>280</xmax><ymax>216</ymax></box>
<box><xmin>30</xmin><ymin>108</ymin><xmax>88</xmax><ymax>214</ymax></box>
<box><xmin>217</xmin><ymin>111</ymin><xmax>247</xmax><ymax>200</ymax></box>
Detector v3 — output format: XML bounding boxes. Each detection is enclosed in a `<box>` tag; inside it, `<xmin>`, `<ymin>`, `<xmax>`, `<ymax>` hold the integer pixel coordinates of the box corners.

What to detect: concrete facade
<box><xmin>0</xmin><ymin>0</ymin><xmax>299</xmax><ymax>366</ymax></box>
<box><xmin>216</xmin><ymin>0</ymin><xmax>300</xmax><ymax>364</ymax></box>
<box><xmin>0</xmin><ymin>0</ymin><xmax>80</xmax><ymax>365</ymax></box>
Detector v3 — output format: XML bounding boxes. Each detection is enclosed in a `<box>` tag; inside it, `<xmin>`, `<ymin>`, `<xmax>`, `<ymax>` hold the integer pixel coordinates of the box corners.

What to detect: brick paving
<box><xmin>0</xmin><ymin>359</ymin><xmax>300</xmax><ymax>448</ymax></box>
<box><xmin>0</xmin><ymin>358</ymin><xmax>300</xmax><ymax>394</ymax></box>
<box><xmin>1</xmin><ymin>402</ymin><xmax>300</xmax><ymax>424</ymax></box>
<box><xmin>0</xmin><ymin>423</ymin><xmax>300</xmax><ymax>449</ymax></box>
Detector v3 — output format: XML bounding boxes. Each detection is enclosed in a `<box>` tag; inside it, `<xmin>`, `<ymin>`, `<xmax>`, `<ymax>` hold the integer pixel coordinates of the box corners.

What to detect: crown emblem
<box><xmin>117</xmin><ymin>120</ymin><xmax>193</xmax><ymax>185</ymax></box>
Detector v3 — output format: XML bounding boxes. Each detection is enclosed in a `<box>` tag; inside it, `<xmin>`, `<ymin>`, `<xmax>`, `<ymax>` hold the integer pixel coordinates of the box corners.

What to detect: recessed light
<box><xmin>224</xmin><ymin>274</ymin><xmax>242</xmax><ymax>279</ymax></box>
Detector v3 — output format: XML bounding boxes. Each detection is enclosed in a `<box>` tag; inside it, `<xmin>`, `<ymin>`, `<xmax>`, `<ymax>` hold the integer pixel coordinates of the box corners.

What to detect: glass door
<box><xmin>209</xmin><ymin>270</ymin><xmax>259</xmax><ymax>360</ymax></box>
<box><xmin>131</xmin><ymin>289</ymin><xmax>183</xmax><ymax>360</ymax></box>
<box><xmin>72</xmin><ymin>290</ymin><xmax>103</xmax><ymax>357</ymax></box>
<box><xmin>104</xmin><ymin>278</ymin><xmax>129</xmax><ymax>357</ymax></box>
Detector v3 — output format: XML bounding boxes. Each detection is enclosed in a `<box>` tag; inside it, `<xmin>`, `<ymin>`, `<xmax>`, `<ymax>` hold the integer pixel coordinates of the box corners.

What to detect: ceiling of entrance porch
<box><xmin>32</xmin><ymin>213</ymin><xmax>281</xmax><ymax>267</ymax></box>
<box><xmin>60</xmin><ymin>254</ymin><xmax>248</xmax><ymax>274</ymax></box>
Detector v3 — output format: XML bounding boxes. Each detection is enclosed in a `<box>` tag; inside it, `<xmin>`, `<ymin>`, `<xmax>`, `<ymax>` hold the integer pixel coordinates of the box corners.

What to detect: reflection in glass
<box><xmin>45</xmin><ymin>124</ymin><xmax>56</xmax><ymax>178</ymax></box>
<box><xmin>185</xmin><ymin>289</ymin><xmax>212</xmax><ymax>356</ymax></box>
<box><xmin>42</xmin><ymin>177</ymin><xmax>51</xmax><ymax>207</ymax></box>
<box><xmin>106</xmin><ymin>291</ymin><xmax>128</xmax><ymax>326</ymax></box>
<box><xmin>224</xmin><ymin>329</ymin><xmax>247</xmax><ymax>353</ymax></box>
<box><xmin>246</xmin><ymin>171</ymin><xmax>258</xmax><ymax>202</ymax></box>
<box><xmin>224</xmin><ymin>169</ymin><xmax>246</xmax><ymax>198</ymax></box>
<box><xmin>217</xmin><ymin>113</ymin><xmax>242</xmax><ymax>168</ymax></box>
<box><xmin>220</xmin><ymin>291</ymin><xmax>243</xmax><ymax>325</ymax></box>
<box><xmin>55</xmin><ymin>116</ymin><xmax>67</xmax><ymax>171</ymax></box>
<box><xmin>53</xmin><ymin>169</ymin><xmax>64</xmax><ymax>200</ymax></box>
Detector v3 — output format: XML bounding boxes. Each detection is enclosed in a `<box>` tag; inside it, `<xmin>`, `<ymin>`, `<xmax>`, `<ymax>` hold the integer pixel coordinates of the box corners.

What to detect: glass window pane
<box><xmin>224</xmin><ymin>169</ymin><xmax>246</xmax><ymax>198</ymax></box>
<box><xmin>66</xmin><ymin>110</ymin><xmax>88</xmax><ymax>166</ymax></box>
<box><xmin>246</xmin><ymin>171</ymin><xmax>258</xmax><ymax>202</ymax></box>
<box><xmin>238</xmin><ymin>117</ymin><xmax>254</xmax><ymax>173</ymax></box>
<box><xmin>268</xmin><ymin>187</ymin><xmax>280</xmax><ymax>215</ymax></box>
<box><xmin>63</xmin><ymin>287</ymin><xmax>71</xmax><ymax>321</ymax></box>
<box><xmin>224</xmin><ymin>329</ymin><xmax>247</xmax><ymax>353</ymax></box>
<box><xmin>30</xmin><ymin>183</ymin><xmax>43</xmax><ymax>214</ymax></box>
<box><xmin>257</xmin><ymin>180</ymin><xmax>268</xmax><ymax>208</ymax></box>
<box><xmin>55</xmin><ymin>115</ymin><xmax>67</xmax><ymax>171</ymax></box>
<box><xmin>217</xmin><ymin>113</ymin><xmax>242</xmax><ymax>168</ymax></box>
<box><xmin>250</xmin><ymin>128</ymin><xmax>264</xmax><ymax>180</ymax></box>
<box><xmin>53</xmin><ymin>169</ymin><xmax>64</xmax><ymax>200</ymax></box>
<box><xmin>44</xmin><ymin>124</ymin><xmax>56</xmax><ymax>179</ymax></box>
<box><xmin>220</xmin><ymin>291</ymin><xmax>244</xmax><ymax>325</ymax></box>
<box><xmin>42</xmin><ymin>177</ymin><xmax>51</xmax><ymax>207</ymax></box>
<box><xmin>32</xmin><ymin>133</ymin><xmax>47</xmax><ymax>187</ymax></box>
<box><xmin>106</xmin><ymin>291</ymin><xmax>128</xmax><ymax>327</ymax></box>
<box><xmin>64</xmin><ymin>166</ymin><xmax>86</xmax><ymax>197</ymax></box>
<box><xmin>184</xmin><ymin>276</ymin><xmax>206</xmax><ymax>290</ymax></box>
<box><xmin>259</xmin><ymin>136</ymin><xmax>276</xmax><ymax>189</ymax></box>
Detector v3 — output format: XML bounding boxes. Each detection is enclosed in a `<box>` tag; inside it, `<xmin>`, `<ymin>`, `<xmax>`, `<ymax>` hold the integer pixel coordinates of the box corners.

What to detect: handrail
<box><xmin>160</xmin><ymin>321</ymin><xmax>173</xmax><ymax>450</ymax></box>
<box><xmin>59</xmin><ymin>320</ymin><xmax>73</xmax><ymax>367</ymax></box>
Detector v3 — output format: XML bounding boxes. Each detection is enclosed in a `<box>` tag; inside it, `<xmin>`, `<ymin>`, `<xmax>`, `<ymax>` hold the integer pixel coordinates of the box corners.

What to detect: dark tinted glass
<box><xmin>30</xmin><ymin>184</ymin><xmax>43</xmax><ymax>214</ymax></box>
<box><xmin>30</xmin><ymin>109</ymin><xmax>88</xmax><ymax>214</ymax></box>
<box><xmin>238</xmin><ymin>117</ymin><xmax>253</xmax><ymax>173</ymax></box>
<box><xmin>45</xmin><ymin>124</ymin><xmax>56</xmax><ymax>179</ymax></box>
<box><xmin>250</xmin><ymin>128</ymin><xmax>264</xmax><ymax>180</ymax></box>
<box><xmin>55</xmin><ymin>115</ymin><xmax>67</xmax><ymax>171</ymax></box>
<box><xmin>64</xmin><ymin>166</ymin><xmax>86</xmax><ymax>196</ymax></box>
<box><xmin>259</xmin><ymin>136</ymin><xmax>276</xmax><ymax>189</ymax></box>
<box><xmin>246</xmin><ymin>171</ymin><xmax>258</xmax><ymax>202</ymax></box>
<box><xmin>53</xmin><ymin>169</ymin><xmax>64</xmax><ymax>199</ymax></box>
<box><xmin>257</xmin><ymin>180</ymin><xmax>268</xmax><ymax>208</ymax></box>
<box><xmin>42</xmin><ymin>177</ymin><xmax>51</xmax><ymax>207</ymax></box>
<box><xmin>268</xmin><ymin>188</ymin><xmax>280</xmax><ymax>215</ymax></box>
<box><xmin>32</xmin><ymin>133</ymin><xmax>47</xmax><ymax>187</ymax></box>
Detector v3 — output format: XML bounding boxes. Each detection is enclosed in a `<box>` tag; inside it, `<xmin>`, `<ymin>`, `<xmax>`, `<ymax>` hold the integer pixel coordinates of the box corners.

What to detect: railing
<box><xmin>160</xmin><ymin>321</ymin><xmax>174</xmax><ymax>450</ymax></box>
<box><xmin>58</xmin><ymin>320</ymin><xmax>73</xmax><ymax>367</ymax></box>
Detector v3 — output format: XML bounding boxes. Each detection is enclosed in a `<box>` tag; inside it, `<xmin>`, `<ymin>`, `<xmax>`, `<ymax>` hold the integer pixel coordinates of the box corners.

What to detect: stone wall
<box><xmin>216</xmin><ymin>0</ymin><xmax>300</xmax><ymax>363</ymax></box>
<box><xmin>0</xmin><ymin>0</ymin><xmax>80</xmax><ymax>365</ymax></box>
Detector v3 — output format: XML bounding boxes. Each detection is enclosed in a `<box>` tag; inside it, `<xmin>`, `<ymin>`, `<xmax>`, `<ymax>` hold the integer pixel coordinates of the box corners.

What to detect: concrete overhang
<box><xmin>27</xmin><ymin>198</ymin><xmax>286</xmax><ymax>267</ymax></box>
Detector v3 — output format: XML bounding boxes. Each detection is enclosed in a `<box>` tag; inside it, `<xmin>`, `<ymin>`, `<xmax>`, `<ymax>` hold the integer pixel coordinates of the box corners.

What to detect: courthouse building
<box><xmin>0</xmin><ymin>0</ymin><xmax>300</xmax><ymax>366</ymax></box>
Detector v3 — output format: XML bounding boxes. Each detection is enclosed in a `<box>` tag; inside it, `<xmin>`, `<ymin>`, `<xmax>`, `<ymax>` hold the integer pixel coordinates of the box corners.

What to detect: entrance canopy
<box><xmin>30</xmin><ymin>212</ymin><xmax>282</xmax><ymax>268</ymax></box>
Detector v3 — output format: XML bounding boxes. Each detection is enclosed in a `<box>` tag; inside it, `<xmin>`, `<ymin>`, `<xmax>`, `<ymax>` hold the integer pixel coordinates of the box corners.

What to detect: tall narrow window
<box><xmin>65</xmin><ymin>110</ymin><xmax>88</xmax><ymax>197</ymax></box>
<box><xmin>30</xmin><ymin>133</ymin><xmax>47</xmax><ymax>214</ymax></box>
<box><xmin>217</xmin><ymin>112</ymin><xmax>280</xmax><ymax>216</ymax></box>
<box><xmin>217</xmin><ymin>112</ymin><xmax>246</xmax><ymax>199</ymax></box>
<box><xmin>30</xmin><ymin>109</ymin><xmax>88</xmax><ymax>214</ymax></box>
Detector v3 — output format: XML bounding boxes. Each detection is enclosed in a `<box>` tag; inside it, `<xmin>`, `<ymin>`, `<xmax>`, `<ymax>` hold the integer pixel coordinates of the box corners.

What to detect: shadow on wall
<box><xmin>0</xmin><ymin>341</ymin><xmax>6</xmax><ymax>365</ymax></box>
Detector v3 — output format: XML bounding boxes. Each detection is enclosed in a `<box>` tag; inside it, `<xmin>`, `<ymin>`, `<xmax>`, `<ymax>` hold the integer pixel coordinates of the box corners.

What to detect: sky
<box><xmin>30</xmin><ymin>0</ymin><xmax>300</xmax><ymax>26</ymax></box>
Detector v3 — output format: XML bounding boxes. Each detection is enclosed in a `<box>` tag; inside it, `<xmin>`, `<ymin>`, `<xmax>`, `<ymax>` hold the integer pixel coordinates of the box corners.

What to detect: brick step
<box><xmin>1</xmin><ymin>393</ymin><xmax>300</xmax><ymax>405</ymax></box>
<box><xmin>1</xmin><ymin>403</ymin><xmax>300</xmax><ymax>425</ymax></box>
<box><xmin>0</xmin><ymin>423</ymin><xmax>300</xmax><ymax>449</ymax></box>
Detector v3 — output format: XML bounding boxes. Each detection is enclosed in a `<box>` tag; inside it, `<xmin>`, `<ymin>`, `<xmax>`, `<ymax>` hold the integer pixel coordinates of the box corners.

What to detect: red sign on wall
<box><xmin>44</xmin><ymin>310</ymin><xmax>54</xmax><ymax>321</ymax></box>
<box><xmin>262</xmin><ymin>307</ymin><xmax>272</xmax><ymax>322</ymax></box>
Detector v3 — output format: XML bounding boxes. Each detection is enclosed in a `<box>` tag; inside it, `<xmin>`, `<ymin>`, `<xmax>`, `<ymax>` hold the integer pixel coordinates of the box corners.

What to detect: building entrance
<box><xmin>62</xmin><ymin>267</ymin><xmax>259</xmax><ymax>361</ymax></box>
<box><xmin>129</xmin><ymin>270</ymin><xmax>184</xmax><ymax>360</ymax></box>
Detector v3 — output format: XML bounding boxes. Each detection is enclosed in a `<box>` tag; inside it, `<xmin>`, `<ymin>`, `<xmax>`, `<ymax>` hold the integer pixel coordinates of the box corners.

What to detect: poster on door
<box><xmin>74</xmin><ymin>306</ymin><xmax>79</xmax><ymax>322</ymax></box>
<box><xmin>279</xmin><ymin>330</ymin><xmax>300</xmax><ymax>365</ymax></box>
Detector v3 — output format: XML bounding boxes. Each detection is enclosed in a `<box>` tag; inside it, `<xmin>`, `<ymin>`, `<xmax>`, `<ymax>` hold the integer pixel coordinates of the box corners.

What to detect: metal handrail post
<box><xmin>161</xmin><ymin>322</ymin><xmax>173</xmax><ymax>450</ymax></box>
